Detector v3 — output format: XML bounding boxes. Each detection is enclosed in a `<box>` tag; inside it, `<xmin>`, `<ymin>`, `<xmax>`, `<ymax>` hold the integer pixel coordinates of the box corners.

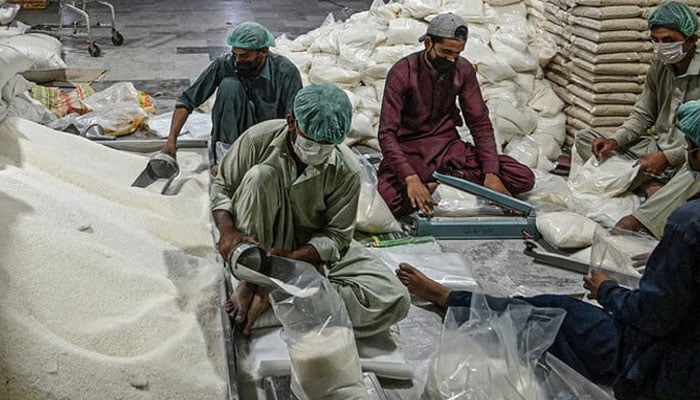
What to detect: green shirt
<box><xmin>176</xmin><ymin>52</ymin><xmax>302</xmax><ymax>122</ymax></box>
<box><xmin>211</xmin><ymin>120</ymin><xmax>362</xmax><ymax>263</ymax></box>
<box><xmin>613</xmin><ymin>48</ymin><xmax>700</xmax><ymax>167</ymax></box>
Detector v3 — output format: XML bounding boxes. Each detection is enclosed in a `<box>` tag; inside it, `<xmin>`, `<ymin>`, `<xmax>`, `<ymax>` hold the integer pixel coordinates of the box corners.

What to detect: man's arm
<box><xmin>278</xmin><ymin>57</ymin><xmax>303</xmax><ymax>114</ymax></box>
<box><xmin>456</xmin><ymin>60</ymin><xmax>499</xmax><ymax>174</ymax></box>
<box><xmin>211</xmin><ymin>133</ymin><xmax>258</xmax><ymax>258</ymax></box>
<box><xmin>611</xmin><ymin>62</ymin><xmax>659</xmax><ymax>149</ymax></box>
<box><xmin>162</xmin><ymin>107</ymin><xmax>190</xmax><ymax>157</ymax></box>
<box><xmin>213</xmin><ymin>209</ymin><xmax>257</xmax><ymax>259</ymax></box>
<box><xmin>163</xmin><ymin>58</ymin><xmax>227</xmax><ymax>156</ymax></box>
<box><xmin>307</xmin><ymin>171</ymin><xmax>360</xmax><ymax>264</ymax></box>
<box><xmin>378</xmin><ymin>61</ymin><xmax>417</xmax><ymax>181</ymax></box>
<box><xmin>597</xmin><ymin>220</ymin><xmax>698</xmax><ymax>337</ymax></box>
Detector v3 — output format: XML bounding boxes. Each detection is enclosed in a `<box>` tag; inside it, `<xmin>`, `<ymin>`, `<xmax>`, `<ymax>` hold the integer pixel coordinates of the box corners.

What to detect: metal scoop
<box><xmin>131</xmin><ymin>152</ymin><xmax>180</xmax><ymax>193</ymax></box>
<box><xmin>227</xmin><ymin>243</ymin><xmax>322</xmax><ymax>297</ymax></box>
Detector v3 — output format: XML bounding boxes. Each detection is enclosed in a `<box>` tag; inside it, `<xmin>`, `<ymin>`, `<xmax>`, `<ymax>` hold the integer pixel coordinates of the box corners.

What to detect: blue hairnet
<box><xmin>226</xmin><ymin>22</ymin><xmax>275</xmax><ymax>49</ymax></box>
<box><xmin>678</xmin><ymin>99</ymin><xmax>700</xmax><ymax>146</ymax></box>
<box><xmin>293</xmin><ymin>84</ymin><xmax>352</xmax><ymax>145</ymax></box>
<box><xmin>648</xmin><ymin>1</ymin><xmax>699</xmax><ymax>37</ymax></box>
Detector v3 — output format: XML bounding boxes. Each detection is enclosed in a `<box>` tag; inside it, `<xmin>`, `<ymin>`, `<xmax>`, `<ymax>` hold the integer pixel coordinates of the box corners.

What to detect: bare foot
<box><xmin>242</xmin><ymin>287</ymin><xmax>271</xmax><ymax>336</ymax></box>
<box><xmin>395</xmin><ymin>263</ymin><xmax>451</xmax><ymax>307</ymax></box>
<box><xmin>228</xmin><ymin>281</ymin><xmax>256</xmax><ymax>324</ymax></box>
<box><xmin>615</xmin><ymin>215</ymin><xmax>643</xmax><ymax>232</ymax></box>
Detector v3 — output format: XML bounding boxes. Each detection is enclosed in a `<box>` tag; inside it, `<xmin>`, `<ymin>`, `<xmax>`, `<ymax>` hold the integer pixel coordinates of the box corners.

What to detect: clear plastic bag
<box><xmin>425</xmin><ymin>295</ymin><xmax>566</xmax><ymax>400</ymax></box>
<box><xmin>589</xmin><ymin>227</ymin><xmax>658</xmax><ymax>288</ymax></box>
<box><xmin>432</xmin><ymin>185</ymin><xmax>505</xmax><ymax>217</ymax></box>
<box><xmin>569</xmin><ymin>155</ymin><xmax>640</xmax><ymax>197</ymax></box>
<box><xmin>355</xmin><ymin>154</ymin><xmax>402</xmax><ymax>234</ymax></box>
<box><xmin>73</xmin><ymin>103</ymin><xmax>148</xmax><ymax>137</ymax></box>
<box><xmin>270</xmin><ymin>271</ymin><xmax>368</xmax><ymax>400</ymax></box>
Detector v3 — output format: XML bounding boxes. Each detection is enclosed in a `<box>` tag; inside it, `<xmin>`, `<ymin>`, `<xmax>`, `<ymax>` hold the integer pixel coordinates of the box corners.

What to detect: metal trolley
<box><xmin>31</xmin><ymin>0</ymin><xmax>124</xmax><ymax>56</ymax></box>
<box><xmin>59</xmin><ymin>0</ymin><xmax>123</xmax><ymax>56</ymax></box>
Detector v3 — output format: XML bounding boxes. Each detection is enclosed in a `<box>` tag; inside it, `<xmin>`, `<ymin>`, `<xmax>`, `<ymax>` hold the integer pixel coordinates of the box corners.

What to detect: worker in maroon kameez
<box><xmin>377</xmin><ymin>13</ymin><xmax>535</xmax><ymax>217</ymax></box>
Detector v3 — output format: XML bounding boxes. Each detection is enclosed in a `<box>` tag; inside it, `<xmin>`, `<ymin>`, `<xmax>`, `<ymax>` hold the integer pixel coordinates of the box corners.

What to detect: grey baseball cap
<box><xmin>419</xmin><ymin>13</ymin><xmax>469</xmax><ymax>42</ymax></box>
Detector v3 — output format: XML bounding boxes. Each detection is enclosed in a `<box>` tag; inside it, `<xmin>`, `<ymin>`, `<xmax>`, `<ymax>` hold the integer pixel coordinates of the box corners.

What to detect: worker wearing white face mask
<box><xmin>211</xmin><ymin>83</ymin><xmax>410</xmax><ymax>337</ymax></box>
<box><xmin>572</xmin><ymin>1</ymin><xmax>700</xmax><ymax>238</ymax></box>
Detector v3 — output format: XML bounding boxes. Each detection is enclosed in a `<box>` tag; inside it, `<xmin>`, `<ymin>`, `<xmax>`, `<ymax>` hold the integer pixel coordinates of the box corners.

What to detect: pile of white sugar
<box><xmin>0</xmin><ymin>118</ymin><xmax>227</xmax><ymax>399</ymax></box>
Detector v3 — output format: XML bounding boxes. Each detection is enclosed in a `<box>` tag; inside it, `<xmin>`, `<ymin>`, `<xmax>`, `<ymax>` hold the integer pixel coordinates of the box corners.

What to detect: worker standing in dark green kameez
<box><xmin>162</xmin><ymin>22</ymin><xmax>303</xmax><ymax>168</ymax></box>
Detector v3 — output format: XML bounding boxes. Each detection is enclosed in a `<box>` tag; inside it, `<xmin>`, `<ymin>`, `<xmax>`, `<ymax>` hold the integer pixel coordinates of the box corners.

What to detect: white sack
<box><xmin>537</xmin><ymin>211</ymin><xmax>598</xmax><ymax>249</ymax></box>
<box><xmin>308</xmin><ymin>64</ymin><xmax>362</xmax><ymax>89</ymax></box>
<box><xmin>0</xmin><ymin>3</ymin><xmax>20</xmax><ymax>25</ymax></box>
<box><xmin>0</xmin><ymin>44</ymin><xmax>33</xmax><ymax>91</ymax></box>
<box><xmin>504</xmin><ymin>135</ymin><xmax>540</xmax><ymax>168</ymax></box>
<box><xmin>528</xmin><ymin>79</ymin><xmax>565</xmax><ymax>117</ymax></box>
<box><xmin>400</xmin><ymin>0</ymin><xmax>441</xmax><ymax>19</ymax></box>
<box><xmin>530</xmin><ymin>132</ymin><xmax>561</xmax><ymax>161</ymax></box>
<box><xmin>0</xmin><ymin>33</ymin><xmax>66</xmax><ymax>69</ymax></box>
<box><xmin>533</xmin><ymin>113</ymin><xmax>566</xmax><ymax>147</ymax></box>
<box><xmin>385</xmin><ymin>18</ymin><xmax>429</xmax><ymax>45</ymax></box>
<box><xmin>490</xmin><ymin>33</ymin><xmax>537</xmax><ymax>72</ymax></box>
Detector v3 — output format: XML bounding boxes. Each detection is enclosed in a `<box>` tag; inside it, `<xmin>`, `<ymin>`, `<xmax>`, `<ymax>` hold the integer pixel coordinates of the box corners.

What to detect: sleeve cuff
<box><xmin>210</xmin><ymin>195</ymin><xmax>233</xmax><ymax>214</ymax></box>
<box><xmin>175</xmin><ymin>99</ymin><xmax>194</xmax><ymax>112</ymax></box>
<box><xmin>597</xmin><ymin>279</ymin><xmax>620</xmax><ymax>307</ymax></box>
<box><xmin>663</xmin><ymin>147</ymin><xmax>686</xmax><ymax>167</ymax></box>
<box><xmin>307</xmin><ymin>236</ymin><xmax>341</xmax><ymax>263</ymax></box>
<box><xmin>612</xmin><ymin>131</ymin><xmax>633</xmax><ymax>149</ymax></box>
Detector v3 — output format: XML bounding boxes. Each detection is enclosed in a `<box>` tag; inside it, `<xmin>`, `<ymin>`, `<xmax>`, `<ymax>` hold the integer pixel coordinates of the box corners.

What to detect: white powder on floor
<box><xmin>288</xmin><ymin>327</ymin><xmax>367</xmax><ymax>400</ymax></box>
<box><xmin>0</xmin><ymin>118</ymin><xmax>227</xmax><ymax>399</ymax></box>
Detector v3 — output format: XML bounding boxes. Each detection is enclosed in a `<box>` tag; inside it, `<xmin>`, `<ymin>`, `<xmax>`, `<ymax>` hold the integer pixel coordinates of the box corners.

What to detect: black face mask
<box><xmin>235</xmin><ymin>54</ymin><xmax>262</xmax><ymax>76</ymax></box>
<box><xmin>428</xmin><ymin>46</ymin><xmax>456</xmax><ymax>73</ymax></box>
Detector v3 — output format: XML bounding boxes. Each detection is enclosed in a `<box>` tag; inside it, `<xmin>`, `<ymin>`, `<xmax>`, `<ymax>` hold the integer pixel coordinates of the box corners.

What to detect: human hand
<box><xmin>267</xmin><ymin>247</ymin><xmax>290</xmax><ymax>258</ymax></box>
<box><xmin>591</xmin><ymin>138</ymin><xmax>618</xmax><ymax>161</ymax></box>
<box><xmin>583</xmin><ymin>269</ymin><xmax>616</xmax><ymax>300</ymax></box>
<box><xmin>638</xmin><ymin>152</ymin><xmax>668</xmax><ymax>176</ymax></box>
<box><xmin>162</xmin><ymin>141</ymin><xmax>177</xmax><ymax>158</ymax></box>
<box><xmin>218</xmin><ymin>230</ymin><xmax>258</xmax><ymax>260</ymax></box>
<box><xmin>483</xmin><ymin>173</ymin><xmax>511</xmax><ymax>196</ymax></box>
<box><xmin>405</xmin><ymin>175</ymin><xmax>437</xmax><ymax>217</ymax></box>
<box><xmin>242</xmin><ymin>286</ymin><xmax>271</xmax><ymax>336</ymax></box>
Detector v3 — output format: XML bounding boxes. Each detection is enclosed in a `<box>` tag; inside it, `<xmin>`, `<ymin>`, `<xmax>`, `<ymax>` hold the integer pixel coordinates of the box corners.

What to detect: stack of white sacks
<box><xmin>527</xmin><ymin>0</ymin><xmax>700</xmax><ymax>145</ymax></box>
<box><xmin>273</xmin><ymin>0</ymin><xmax>566</xmax><ymax>173</ymax></box>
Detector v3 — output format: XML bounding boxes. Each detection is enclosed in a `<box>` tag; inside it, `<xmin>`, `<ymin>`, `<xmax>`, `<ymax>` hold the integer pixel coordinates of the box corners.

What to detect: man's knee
<box><xmin>217</xmin><ymin>77</ymin><xmax>247</xmax><ymax>102</ymax></box>
<box><xmin>240</xmin><ymin>164</ymin><xmax>280</xmax><ymax>190</ymax></box>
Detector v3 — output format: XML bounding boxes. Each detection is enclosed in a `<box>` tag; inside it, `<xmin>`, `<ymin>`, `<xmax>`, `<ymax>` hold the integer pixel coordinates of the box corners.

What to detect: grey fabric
<box><xmin>633</xmin><ymin>168</ymin><xmax>700</xmax><ymax>238</ymax></box>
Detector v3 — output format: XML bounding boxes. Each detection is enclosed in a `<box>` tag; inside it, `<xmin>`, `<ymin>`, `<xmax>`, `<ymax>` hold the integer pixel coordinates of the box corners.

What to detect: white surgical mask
<box><xmin>652</xmin><ymin>40</ymin><xmax>687</xmax><ymax>64</ymax></box>
<box><xmin>293</xmin><ymin>134</ymin><xmax>335</xmax><ymax>166</ymax></box>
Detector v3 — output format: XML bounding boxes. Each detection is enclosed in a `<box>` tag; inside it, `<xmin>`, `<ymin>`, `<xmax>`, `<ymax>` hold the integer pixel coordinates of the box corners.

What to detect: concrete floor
<box><xmin>15</xmin><ymin>1</ymin><xmax>590</xmax><ymax>398</ymax></box>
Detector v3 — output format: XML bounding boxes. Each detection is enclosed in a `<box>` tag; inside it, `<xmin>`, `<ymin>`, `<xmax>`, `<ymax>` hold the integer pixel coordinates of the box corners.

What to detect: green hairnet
<box><xmin>678</xmin><ymin>99</ymin><xmax>700</xmax><ymax>146</ymax></box>
<box><xmin>648</xmin><ymin>1</ymin><xmax>699</xmax><ymax>37</ymax></box>
<box><xmin>226</xmin><ymin>22</ymin><xmax>275</xmax><ymax>49</ymax></box>
<box><xmin>293</xmin><ymin>84</ymin><xmax>352</xmax><ymax>145</ymax></box>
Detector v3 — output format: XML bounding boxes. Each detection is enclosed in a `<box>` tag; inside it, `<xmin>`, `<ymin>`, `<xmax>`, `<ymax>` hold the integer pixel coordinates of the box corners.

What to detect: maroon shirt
<box><xmin>378</xmin><ymin>51</ymin><xmax>500</xmax><ymax>182</ymax></box>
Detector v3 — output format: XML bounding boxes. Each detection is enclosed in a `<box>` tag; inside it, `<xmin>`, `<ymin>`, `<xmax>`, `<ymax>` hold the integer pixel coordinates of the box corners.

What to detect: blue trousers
<box><xmin>446</xmin><ymin>291</ymin><xmax>620</xmax><ymax>385</ymax></box>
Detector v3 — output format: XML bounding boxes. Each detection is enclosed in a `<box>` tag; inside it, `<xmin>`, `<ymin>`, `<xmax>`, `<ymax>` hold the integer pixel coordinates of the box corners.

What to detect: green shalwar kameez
<box><xmin>211</xmin><ymin>120</ymin><xmax>410</xmax><ymax>338</ymax></box>
<box><xmin>176</xmin><ymin>52</ymin><xmax>302</xmax><ymax>162</ymax></box>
